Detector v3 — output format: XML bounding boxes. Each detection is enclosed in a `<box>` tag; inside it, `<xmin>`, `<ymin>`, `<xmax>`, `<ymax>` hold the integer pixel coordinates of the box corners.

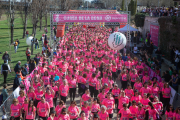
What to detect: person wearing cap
<box><xmin>13</xmin><ymin>73</ymin><xmax>21</xmax><ymax>91</ymax></box>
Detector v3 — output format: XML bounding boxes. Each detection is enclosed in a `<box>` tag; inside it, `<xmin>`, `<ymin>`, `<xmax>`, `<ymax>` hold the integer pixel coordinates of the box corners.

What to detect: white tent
<box><xmin>118</xmin><ymin>24</ymin><xmax>138</xmax><ymax>32</ymax></box>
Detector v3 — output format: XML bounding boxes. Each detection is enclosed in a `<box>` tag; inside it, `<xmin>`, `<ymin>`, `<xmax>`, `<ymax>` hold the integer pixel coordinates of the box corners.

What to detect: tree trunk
<box><xmin>39</xmin><ymin>17</ymin><xmax>42</xmax><ymax>31</ymax></box>
<box><xmin>22</xmin><ymin>14</ymin><xmax>28</xmax><ymax>38</ymax></box>
<box><xmin>45</xmin><ymin>13</ymin><xmax>47</xmax><ymax>28</ymax></box>
<box><xmin>10</xmin><ymin>19</ymin><xmax>14</xmax><ymax>44</ymax></box>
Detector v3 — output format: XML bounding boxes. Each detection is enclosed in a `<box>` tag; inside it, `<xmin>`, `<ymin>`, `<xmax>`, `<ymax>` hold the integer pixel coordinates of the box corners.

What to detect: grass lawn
<box><xmin>0</xmin><ymin>14</ymin><xmax>50</xmax><ymax>87</ymax></box>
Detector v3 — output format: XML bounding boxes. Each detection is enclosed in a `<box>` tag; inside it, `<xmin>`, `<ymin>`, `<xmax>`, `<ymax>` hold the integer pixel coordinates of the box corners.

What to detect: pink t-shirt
<box><xmin>25</xmin><ymin>106</ymin><xmax>36</xmax><ymax>119</ymax></box>
<box><xmin>148</xmin><ymin>108</ymin><xmax>157</xmax><ymax>120</ymax></box>
<box><xmin>125</xmin><ymin>89</ymin><xmax>134</xmax><ymax>99</ymax></box>
<box><xmin>91</xmin><ymin>103</ymin><xmax>100</xmax><ymax>113</ymax></box>
<box><xmin>98</xmin><ymin>111</ymin><xmax>109</xmax><ymax>120</ymax></box>
<box><xmin>37</xmin><ymin>102</ymin><xmax>50</xmax><ymax>117</ymax></box>
<box><xmin>45</xmin><ymin>94</ymin><xmax>54</xmax><ymax>108</ymax></box>
<box><xmin>35</xmin><ymin>91</ymin><xmax>44</xmax><ymax>100</ymax></box>
<box><xmin>55</xmin><ymin>105</ymin><xmax>66</xmax><ymax>117</ymax></box>
<box><xmin>142</xmin><ymin>76</ymin><xmax>150</xmax><ymax>83</ymax></box>
<box><xmin>140</xmin><ymin>87</ymin><xmax>151</xmax><ymax>96</ymax></box>
<box><xmin>59</xmin><ymin>85</ymin><xmax>69</xmax><ymax>97</ymax></box>
<box><xmin>151</xmin><ymin>87</ymin><xmax>159</xmax><ymax>97</ymax></box>
<box><xmin>134</xmin><ymin>82</ymin><xmax>142</xmax><ymax>92</ymax></box>
<box><xmin>118</xmin><ymin>108</ymin><xmax>131</xmax><ymax>120</ymax></box>
<box><xmin>10</xmin><ymin>104</ymin><xmax>21</xmax><ymax>117</ymax></box>
<box><xmin>81</xmin><ymin>106</ymin><xmax>90</xmax><ymax>118</ymax></box>
<box><xmin>82</xmin><ymin>93</ymin><xmax>91</xmax><ymax>101</ymax></box>
<box><xmin>98</xmin><ymin>93</ymin><xmax>106</xmax><ymax>103</ymax></box>
<box><xmin>17</xmin><ymin>96</ymin><xmax>26</xmax><ymax>107</ymax></box>
<box><xmin>118</xmin><ymin>96</ymin><xmax>129</xmax><ymax>109</ymax></box>
<box><xmin>131</xmin><ymin>95</ymin><xmax>142</xmax><ymax>103</ymax></box>
<box><xmin>130</xmin><ymin>74</ymin><xmax>138</xmax><ymax>82</ymax></box>
<box><xmin>162</xmin><ymin>88</ymin><xmax>171</xmax><ymax>98</ymax></box>
<box><xmin>129</xmin><ymin>106</ymin><xmax>138</xmax><ymax>118</ymax></box>
<box><xmin>42</xmin><ymin>76</ymin><xmax>50</xmax><ymax>85</ymax></box>
<box><xmin>165</xmin><ymin>111</ymin><xmax>174</xmax><ymax>120</ymax></box>
<box><xmin>28</xmin><ymin>92</ymin><xmax>35</xmax><ymax>100</ymax></box>
<box><xmin>102</xmin><ymin>98</ymin><xmax>115</xmax><ymax>114</ymax></box>
<box><xmin>122</xmin><ymin>74</ymin><xmax>127</xmax><ymax>81</ymax></box>
<box><xmin>68</xmin><ymin>79</ymin><xmax>77</xmax><ymax>88</ymax></box>
<box><xmin>112</xmin><ymin>88</ymin><xmax>120</xmax><ymax>99</ymax></box>
<box><xmin>140</xmin><ymin>98</ymin><xmax>150</xmax><ymax>109</ymax></box>
<box><xmin>68</xmin><ymin>106</ymin><xmax>79</xmax><ymax>119</ymax></box>
<box><xmin>136</xmin><ymin>108</ymin><xmax>145</xmax><ymax>120</ymax></box>
<box><xmin>89</xmin><ymin>77</ymin><xmax>97</xmax><ymax>87</ymax></box>
<box><xmin>59</xmin><ymin>114</ymin><xmax>70</xmax><ymax>120</ymax></box>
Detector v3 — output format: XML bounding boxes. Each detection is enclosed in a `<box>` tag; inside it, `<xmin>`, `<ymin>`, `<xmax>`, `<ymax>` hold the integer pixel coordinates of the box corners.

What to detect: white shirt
<box><xmin>134</xmin><ymin>47</ymin><xmax>138</xmax><ymax>53</ymax></box>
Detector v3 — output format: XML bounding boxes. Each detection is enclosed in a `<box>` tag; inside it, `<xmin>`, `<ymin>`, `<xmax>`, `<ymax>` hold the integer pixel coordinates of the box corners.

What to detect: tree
<box><xmin>0</xmin><ymin>0</ymin><xmax>4</xmax><ymax>19</ymax></box>
<box><xmin>19</xmin><ymin>0</ymin><xmax>30</xmax><ymax>38</ymax></box>
<box><xmin>121</xmin><ymin>0</ymin><xmax>125</xmax><ymax>11</ymax></box>
<box><xmin>8</xmin><ymin>0</ymin><xmax>15</xmax><ymax>44</ymax></box>
<box><xmin>134</xmin><ymin>0</ymin><xmax>137</xmax><ymax>14</ymax></box>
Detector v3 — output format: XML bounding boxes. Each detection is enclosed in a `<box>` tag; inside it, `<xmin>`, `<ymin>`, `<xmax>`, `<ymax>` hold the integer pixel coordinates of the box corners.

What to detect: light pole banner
<box><xmin>150</xmin><ymin>24</ymin><xmax>159</xmax><ymax>46</ymax></box>
<box><xmin>53</xmin><ymin>14</ymin><xmax>128</xmax><ymax>23</ymax></box>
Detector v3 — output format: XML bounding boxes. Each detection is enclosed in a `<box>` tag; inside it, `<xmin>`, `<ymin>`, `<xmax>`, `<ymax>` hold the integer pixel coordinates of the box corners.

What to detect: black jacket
<box><xmin>14</xmin><ymin>64</ymin><xmax>21</xmax><ymax>73</ymax></box>
<box><xmin>13</xmin><ymin>77</ymin><xmax>20</xmax><ymax>91</ymax></box>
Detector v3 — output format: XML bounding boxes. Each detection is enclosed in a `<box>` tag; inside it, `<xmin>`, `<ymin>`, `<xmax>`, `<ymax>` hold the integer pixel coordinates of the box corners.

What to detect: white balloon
<box><xmin>26</xmin><ymin>36</ymin><xmax>33</xmax><ymax>46</ymax></box>
<box><xmin>108</xmin><ymin>32</ymin><xmax>127</xmax><ymax>50</ymax></box>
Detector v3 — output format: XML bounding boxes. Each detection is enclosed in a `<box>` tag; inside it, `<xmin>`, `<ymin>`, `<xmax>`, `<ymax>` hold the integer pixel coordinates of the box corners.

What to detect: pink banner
<box><xmin>53</xmin><ymin>14</ymin><xmax>128</xmax><ymax>23</ymax></box>
<box><xmin>150</xmin><ymin>25</ymin><xmax>159</xmax><ymax>46</ymax></box>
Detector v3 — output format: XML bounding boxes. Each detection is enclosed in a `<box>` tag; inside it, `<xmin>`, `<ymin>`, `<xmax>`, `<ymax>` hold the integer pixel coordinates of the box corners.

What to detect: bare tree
<box><xmin>19</xmin><ymin>0</ymin><xmax>30</xmax><ymax>38</ymax></box>
<box><xmin>0</xmin><ymin>0</ymin><xmax>4</xmax><ymax>19</ymax></box>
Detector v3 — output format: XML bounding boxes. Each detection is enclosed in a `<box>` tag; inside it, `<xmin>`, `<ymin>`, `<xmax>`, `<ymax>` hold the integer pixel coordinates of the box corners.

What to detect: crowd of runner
<box><xmin>8</xmin><ymin>26</ymin><xmax>180</xmax><ymax>120</ymax></box>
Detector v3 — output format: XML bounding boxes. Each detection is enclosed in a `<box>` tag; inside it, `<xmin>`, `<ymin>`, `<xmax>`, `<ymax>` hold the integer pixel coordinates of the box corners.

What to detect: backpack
<box><xmin>14</xmin><ymin>42</ymin><xmax>18</xmax><ymax>46</ymax></box>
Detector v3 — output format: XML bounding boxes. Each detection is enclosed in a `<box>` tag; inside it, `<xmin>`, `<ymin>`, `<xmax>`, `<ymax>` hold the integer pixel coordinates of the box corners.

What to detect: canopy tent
<box><xmin>118</xmin><ymin>24</ymin><xmax>138</xmax><ymax>32</ymax></box>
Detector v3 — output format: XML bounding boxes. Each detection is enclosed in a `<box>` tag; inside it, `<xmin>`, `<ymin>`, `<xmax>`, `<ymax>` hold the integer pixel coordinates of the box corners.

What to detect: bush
<box><xmin>134</xmin><ymin>13</ymin><xmax>145</xmax><ymax>27</ymax></box>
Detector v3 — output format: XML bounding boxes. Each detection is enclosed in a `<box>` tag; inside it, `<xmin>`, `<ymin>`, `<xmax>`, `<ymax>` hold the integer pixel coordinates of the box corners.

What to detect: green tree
<box><xmin>121</xmin><ymin>0</ymin><xmax>125</xmax><ymax>11</ymax></box>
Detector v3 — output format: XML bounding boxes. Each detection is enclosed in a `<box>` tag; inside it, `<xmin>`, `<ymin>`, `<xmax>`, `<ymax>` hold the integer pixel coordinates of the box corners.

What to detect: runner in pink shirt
<box><xmin>140</xmin><ymin>93</ymin><xmax>150</xmax><ymax>109</ymax></box>
<box><xmin>131</xmin><ymin>90</ymin><xmax>142</xmax><ymax>104</ymax></box>
<box><xmin>81</xmin><ymin>101</ymin><xmax>91</xmax><ymax>119</ymax></box>
<box><xmin>140</xmin><ymin>82</ymin><xmax>151</xmax><ymax>96</ymax></box>
<box><xmin>102</xmin><ymin>92</ymin><xmax>115</xmax><ymax>120</ymax></box>
<box><xmin>91</xmin><ymin>98</ymin><xmax>100</xmax><ymax>116</ymax></box>
<box><xmin>80</xmin><ymin>89</ymin><xmax>91</xmax><ymax>105</ymax></box>
<box><xmin>125</xmin><ymin>84</ymin><xmax>134</xmax><ymax>100</ymax></box>
<box><xmin>117</xmin><ymin>104</ymin><xmax>131</xmax><ymax>120</ymax></box>
<box><xmin>21</xmin><ymin>97</ymin><xmax>29</xmax><ymax>119</ymax></box>
<box><xmin>98</xmin><ymin>88</ymin><xmax>106</xmax><ymax>104</ymax></box>
<box><xmin>27</xmin><ymin>86</ymin><xmax>35</xmax><ymax>101</ymax></box>
<box><xmin>51</xmin><ymin>81</ymin><xmax>58</xmax><ymax>106</ymax></box>
<box><xmin>17</xmin><ymin>90</ymin><xmax>26</xmax><ymax>108</ymax></box>
<box><xmin>55</xmin><ymin>100</ymin><xmax>66</xmax><ymax>118</ymax></box>
<box><xmin>118</xmin><ymin>91</ymin><xmax>129</xmax><ymax>112</ymax></box>
<box><xmin>148</xmin><ymin>102</ymin><xmax>160</xmax><ymax>120</ymax></box>
<box><xmin>89</xmin><ymin>73</ymin><xmax>98</xmax><ymax>97</ymax></box>
<box><xmin>162</xmin><ymin>83</ymin><xmax>171</xmax><ymax>109</ymax></box>
<box><xmin>136</xmin><ymin>103</ymin><xmax>145</xmax><ymax>120</ymax></box>
<box><xmin>133</xmin><ymin>79</ymin><xmax>142</xmax><ymax>92</ymax></box>
<box><xmin>129</xmin><ymin>101</ymin><xmax>138</xmax><ymax>118</ymax></box>
<box><xmin>59</xmin><ymin>79</ymin><xmax>69</xmax><ymax>104</ymax></box>
<box><xmin>98</xmin><ymin>105</ymin><xmax>109</xmax><ymax>120</ymax></box>
<box><xmin>34</xmin><ymin>86</ymin><xmax>45</xmax><ymax>107</ymax></box>
<box><xmin>68</xmin><ymin>75</ymin><xmax>77</xmax><ymax>101</ymax></box>
<box><xmin>45</xmin><ymin>85</ymin><xmax>55</xmax><ymax>113</ymax></box>
<box><xmin>112</xmin><ymin>84</ymin><xmax>120</xmax><ymax>110</ymax></box>
<box><xmin>130</xmin><ymin>70</ymin><xmax>139</xmax><ymax>87</ymax></box>
<box><xmin>142</xmin><ymin>73</ymin><xmax>150</xmax><ymax>84</ymax></box>
<box><xmin>10</xmin><ymin>98</ymin><xmax>22</xmax><ymax>119</ymax></box>
<box><xmin>42</xmin><ymin>71</ymin><xmax>50</xmax><ymax>86</ymax></box>
<box><xmin>165</xmin><ymin>105</ymin><xmax>174</xmax><ymax>120</ymax></box>
<box><xmin>59</xmin><ymin>108</ymin><xmax>70</xmax><ymax>120</ymax></box>
<box><xmin>150</xmin><ymin>82</ymin><xmax>160</xmax><ymax>101</ymax></box>
<box><xmin>37</xmin><ymin>96</ymin><xmax>50</xmax><ymax>119</ymax></box>
<box><xmin>24</xmin><ymin>100</ymin><xmax>36</xmax><ymax>120</ymax></box>
<box><xmin>67</xmin><ymin>101</ymin><xmax>79</xmax><ymax>119</ymax></box>
<box><xmin>120</xmin><ymin>70</ymin><xmax>128</xmax><ymax>90</ymax></box>
<box><xmin>112</xmin><ymin>61</ymin><xmax>117</xmax><ymax>81</ymax></box>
